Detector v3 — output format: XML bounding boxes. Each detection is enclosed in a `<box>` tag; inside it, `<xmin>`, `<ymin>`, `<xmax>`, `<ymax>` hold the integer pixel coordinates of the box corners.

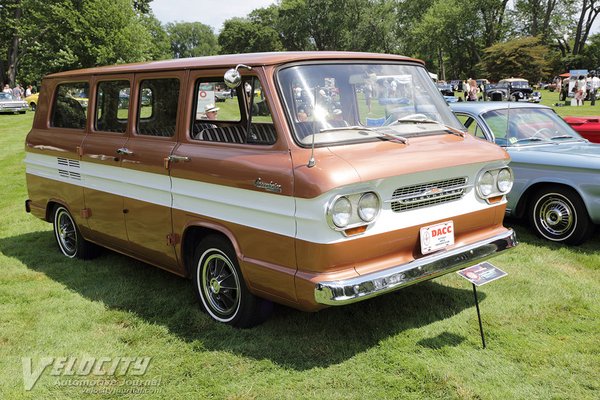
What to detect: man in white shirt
<box><xmin>587</xmin><ymin>72</ymin><xmax>600</xmax><ymax>105</ymax></box>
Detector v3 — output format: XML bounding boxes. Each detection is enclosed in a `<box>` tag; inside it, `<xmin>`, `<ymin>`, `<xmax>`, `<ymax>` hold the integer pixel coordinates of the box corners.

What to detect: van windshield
<box><xmin>277</xmin><ymin>63</ymin><xmax>462</xmax><ymax>145</ymax></box>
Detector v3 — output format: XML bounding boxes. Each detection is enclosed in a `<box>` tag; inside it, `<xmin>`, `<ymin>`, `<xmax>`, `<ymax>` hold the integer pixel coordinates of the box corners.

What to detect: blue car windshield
<box><xmin>482</xmin><ymin>108</ymin><xmax>584</xmax><ymax>146</ymax></box>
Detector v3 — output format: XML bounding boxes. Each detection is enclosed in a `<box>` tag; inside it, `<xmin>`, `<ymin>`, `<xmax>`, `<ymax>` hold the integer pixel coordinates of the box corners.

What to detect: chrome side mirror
<box><xmin>224</xmin><ymin>64</ymin><xmax>252</xmax><ymax>88</ymax></box>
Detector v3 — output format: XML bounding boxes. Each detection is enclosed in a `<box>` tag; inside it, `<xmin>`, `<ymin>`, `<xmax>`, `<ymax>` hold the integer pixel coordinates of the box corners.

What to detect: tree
<box><xmin>1</xmin><ymin>0</ymin><xmax>166</xmax><ymax>87</ymax></box>
<box><xmin>478</xmin><ymin>36</ymin><xmax>552</xmax><ymax>82</ymax></box>
<box><xmin>218</xmin><ymin>17</ymin><xmax>283</xmax><ymax>54</ymax></box>
<box><xmin>166</xmin><ymin>22</ymin><xmax>219</xmax><ymax>58</ymax></box>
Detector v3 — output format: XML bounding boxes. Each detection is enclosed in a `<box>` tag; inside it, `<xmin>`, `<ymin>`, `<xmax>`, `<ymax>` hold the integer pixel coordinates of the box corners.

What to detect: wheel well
<box><xmin>45</xmin><ymin>201</ymin><xmax>60</xmax><ymax>222</ymax></box>
<box><xmin>514</xmin><ymin>182</ymin><xmax>582</xmax><ymax>218</ymax></box>
<box><xmin>181</xmin><ymin>226</ymin><xmax>232</xmax><ymax>278</ymax></box>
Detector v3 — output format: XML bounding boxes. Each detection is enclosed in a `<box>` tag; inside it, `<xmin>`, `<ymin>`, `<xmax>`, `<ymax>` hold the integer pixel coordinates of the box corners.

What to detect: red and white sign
<box><xmin>420</xmin><ymin>221</ymin><xmax>454</xmax><ymax>254</ymax></box>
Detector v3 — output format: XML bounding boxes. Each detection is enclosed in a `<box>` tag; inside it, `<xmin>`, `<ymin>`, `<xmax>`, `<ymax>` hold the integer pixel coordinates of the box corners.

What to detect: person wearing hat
<box><xmin>204</xmin><ymin>104</ymin><xmax>219</xmax><ymax>120</ymax></box>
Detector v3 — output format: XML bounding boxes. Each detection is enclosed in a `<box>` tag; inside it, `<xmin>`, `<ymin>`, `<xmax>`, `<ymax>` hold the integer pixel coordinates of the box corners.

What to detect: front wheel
<box><xmin>192</xmin><ymin>235</ymin><xmax>272</xmax><ymax>328</ymax></box>
<box><xmin>52</xmin><ymin>205</ymin><xmax>99</xmax><ymax>259</ymax></box>
<box><xmin>528</xmin><ymin>186</ymin><xmax>594</xmax><ymax>245</ymax></box>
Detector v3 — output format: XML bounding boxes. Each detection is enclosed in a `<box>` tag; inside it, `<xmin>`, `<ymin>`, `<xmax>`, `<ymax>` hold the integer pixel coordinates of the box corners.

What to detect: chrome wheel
<box><xmin>197</xmin><ymin>248</ymin><xmax>241</xmax><ymax>322</ymax></box>
<box><xmin>535</xmin><ymin>194</ymin><xmax>574</xmax><ymax>237</ymax></box>
<box><xmin>529</xmin><ymin>186</ymin><xmax>593</xmax><ymax>245</ymax></box>
<box><xmin>192</xmin><ymin>235</ymin><xmax>272</xmax><ymax>327</ymax></box>
<box><xmin>53</xmin><ymin>206</ymin><xmax>78</xmax><ymax>257</ymax></box>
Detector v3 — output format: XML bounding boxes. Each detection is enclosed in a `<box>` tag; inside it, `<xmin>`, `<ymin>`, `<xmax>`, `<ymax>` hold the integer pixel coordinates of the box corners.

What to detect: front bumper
<box><xmin>0</xmin><ymin>105</ymin><xmax>28</xmax><ymax>113</ymax></box>
<box><xmin>314</xmin><ymin>229</ymin><xmax>516</xmax><ymax>305</ymax></box>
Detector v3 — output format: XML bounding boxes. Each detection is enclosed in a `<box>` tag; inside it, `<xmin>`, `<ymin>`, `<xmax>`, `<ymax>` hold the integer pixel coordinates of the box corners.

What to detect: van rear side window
<box><xmin>95</xmin><ymin>80</ymin><xmax>130</xmax><ymax>133</ymax></box>
<box><xmin>137</xmin><ymin>78</ymin><xmax>179</xmax><ymax>137</ymax></box>
<box><xmin>51</xmin><ymin>82</ymin><xmax>89</xmax><ymax>129</ymax></box>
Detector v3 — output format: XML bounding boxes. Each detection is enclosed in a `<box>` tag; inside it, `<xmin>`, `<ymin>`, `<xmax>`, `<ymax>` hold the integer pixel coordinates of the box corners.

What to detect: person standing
<box><xmin>25</xmin><ymin>85</ymin><xmax>32</xmax><ymax>97</ymax></box>
<box><xmin>587</xmin><ymin>72</ymin><xmax>600</xmax><ymax>106</ymax></box>
<box><xmin>12</xmin><ymin>84</ymin><xmax>23</xmax><ymax>99</ymax></box>
<box><xmin>467</xmin><ymin>79</ymin><xmax>478</xmax><ymax>101</ymax></box>
<box><xmin>574</xmin><ymin>75</ymin><xmax>587</xmax><ymax>106</ymax></box>
<box><xmin>364</xmin><ymin>83</ymin><xmax>372</xmax><ymax>113</ymax></box>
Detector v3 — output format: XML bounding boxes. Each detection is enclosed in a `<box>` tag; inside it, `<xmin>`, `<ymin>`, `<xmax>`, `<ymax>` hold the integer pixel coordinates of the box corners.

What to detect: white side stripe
<box><xmin>25</xmin><ymin>152</ymin><xmax>505</xmax><ymax>245</ymax></box>
<box><xmin>25</xmin><ymin>152</ymin><xmax>297</xmax><ymax>238</ymax></box>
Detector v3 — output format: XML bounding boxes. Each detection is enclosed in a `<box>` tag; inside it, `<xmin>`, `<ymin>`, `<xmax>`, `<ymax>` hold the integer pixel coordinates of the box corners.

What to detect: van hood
<box><xmin>292</xmin><ymin>134</ymin><xmax>509</xmax><ymax>198</ymax></box>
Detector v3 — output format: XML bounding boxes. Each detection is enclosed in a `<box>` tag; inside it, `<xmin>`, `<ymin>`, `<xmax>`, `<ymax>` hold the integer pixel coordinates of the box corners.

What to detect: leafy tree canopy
<box><xmin>479</xmin><ymin>36</ymin><xmax>552</xmax><ymax>82</ymax></box>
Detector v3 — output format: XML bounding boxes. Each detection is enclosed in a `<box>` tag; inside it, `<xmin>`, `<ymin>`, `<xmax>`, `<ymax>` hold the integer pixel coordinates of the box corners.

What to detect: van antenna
<box><xmin>506</xmin><ymin>97</ymin><xmax>511</xmax><ymax>142</ymax></box>
<box><xmin>307</xmin><ymin>131</ymin><xmax>316</xmax><ymax>167</ymax></box>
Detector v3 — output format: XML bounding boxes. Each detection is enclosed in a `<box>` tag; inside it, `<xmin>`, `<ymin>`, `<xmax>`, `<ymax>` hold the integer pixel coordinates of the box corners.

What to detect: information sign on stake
<box><xmin>456</xmin><ymin>262</ymin><xmax>508</xmax><ymax>349</ymax></box>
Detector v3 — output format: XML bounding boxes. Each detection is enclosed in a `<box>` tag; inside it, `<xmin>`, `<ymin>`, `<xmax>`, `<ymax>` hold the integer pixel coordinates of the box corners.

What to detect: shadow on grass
<box><xmin>504</xmin><ymin>218</ymin><xmax>600</xmax><ymax>259</ymax></box>
<box><xmin>417</xmin><ymin>331</ymin><xmax>466</xmax><ymax>349</ymax></box>
<box><xmin>1</xmin><ymin>231</ymin><xmax>483</xmax><ymax>370</ymax></box>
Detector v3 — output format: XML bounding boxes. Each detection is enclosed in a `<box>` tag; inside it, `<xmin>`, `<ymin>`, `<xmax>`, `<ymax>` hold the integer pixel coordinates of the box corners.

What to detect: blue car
<box><xmin>450</xmin><ymin>102</ymin><xmax>600</xmax><ymax>244</ymax></box>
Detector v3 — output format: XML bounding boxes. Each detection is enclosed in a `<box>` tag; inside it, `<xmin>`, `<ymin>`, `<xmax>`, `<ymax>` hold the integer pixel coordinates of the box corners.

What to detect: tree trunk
<box><xmin>438</xmin><ymin>48</ymin><xmax>445</xmax><ymax>81</ymax></box>
<box><xmin>6</xmin><ymin>3</ymin><xmax>22</xmax><ymax>87</ymax></box>
<box><xmin>573</xmin><ymin>0</ymin><xmax>600</xmax><ymax>56</ymax></box>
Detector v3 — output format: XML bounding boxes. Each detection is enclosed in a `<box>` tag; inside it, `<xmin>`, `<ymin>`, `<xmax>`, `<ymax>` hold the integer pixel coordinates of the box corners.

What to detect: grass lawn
<box><xmin>1</xmin><ymin>110</ymin><xmax>599</xmax><ymax>399</ymax></box>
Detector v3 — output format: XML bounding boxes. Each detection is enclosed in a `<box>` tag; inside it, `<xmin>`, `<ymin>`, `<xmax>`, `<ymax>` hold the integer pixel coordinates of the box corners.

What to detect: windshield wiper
<box><xmin>389</xmin><ymin>117</ymin><xmax>465</xmax><ymax>138</ymax></box>
<box><xmin>318</xmin><ymin>125</ymin><xmax>408</xmax><ymax>144</ymax></box>
<box><xmin>513</xmin><ymin>137</ymin><xmax>548</xmax><ymax>144</ymax></box>
<box><xmin>550</xmin><ymin>135</ymin><xmax>575</xmax><ymax>140</ymax></box>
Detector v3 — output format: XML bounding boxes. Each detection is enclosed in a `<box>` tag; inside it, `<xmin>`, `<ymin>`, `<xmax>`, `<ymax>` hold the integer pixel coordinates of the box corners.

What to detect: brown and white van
<box><xmin>25</xmin><ymin>52</ymin><xmax>516</xmax><ymax>327</ymax></box>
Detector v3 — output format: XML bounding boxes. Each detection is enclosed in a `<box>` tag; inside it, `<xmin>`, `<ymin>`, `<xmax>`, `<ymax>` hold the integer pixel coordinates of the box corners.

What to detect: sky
<box><xmin>150</xmin><ymin>0</ymin><xmax>277</xmax><ymax>32</ymax></box>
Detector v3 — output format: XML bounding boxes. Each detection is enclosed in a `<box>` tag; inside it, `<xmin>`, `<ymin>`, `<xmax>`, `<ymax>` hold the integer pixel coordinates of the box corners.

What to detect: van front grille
<box><xmin>390</xmin><ymin>177</ymin><xmax>468</xmax><ymax>212</ymax></box>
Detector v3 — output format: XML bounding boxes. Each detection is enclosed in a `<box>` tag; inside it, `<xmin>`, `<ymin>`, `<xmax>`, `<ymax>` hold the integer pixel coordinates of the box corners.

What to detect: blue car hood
<box><xmin>507</xmin><ymin>141</ymin><xmax>600</xmax><ymax>168</ymax></box>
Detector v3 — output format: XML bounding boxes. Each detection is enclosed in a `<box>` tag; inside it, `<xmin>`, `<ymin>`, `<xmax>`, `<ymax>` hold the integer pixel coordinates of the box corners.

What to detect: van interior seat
<box><xmin>196</xmin><ymin>123</ymin><xmax>276</xmax><ymax>145</ymax></box>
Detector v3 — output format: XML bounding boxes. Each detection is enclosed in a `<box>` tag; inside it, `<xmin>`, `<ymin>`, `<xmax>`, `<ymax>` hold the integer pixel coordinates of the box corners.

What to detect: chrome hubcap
<box><xmin>209</xmin><ymin>278</ymin><xmax>221</xmax><ymax>294</ymax></box>
<box><xmin>538</xmin><ymin>195</ymin><xmax>574</xmax><ymax>236</ymax></box>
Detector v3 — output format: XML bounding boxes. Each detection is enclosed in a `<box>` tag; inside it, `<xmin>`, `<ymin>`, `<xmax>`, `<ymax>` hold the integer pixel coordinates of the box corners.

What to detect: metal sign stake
<box><xmin>472</xmin><ymin>283</ymin><xmax>486</xmax><ymax>349</ymax></box>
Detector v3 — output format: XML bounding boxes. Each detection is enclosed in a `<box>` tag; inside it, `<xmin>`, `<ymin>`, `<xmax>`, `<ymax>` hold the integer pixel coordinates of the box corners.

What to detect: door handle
<box><xmin>167</xmin><ymin>155</ymin><xmax>191</xmax><ymax>162</ymax></box>
<box><xmin>164</xmin><ymin>155</ymin><xmax>190</xmax><ymax>169</ymax></box>
<box><xmin>116</xmin><ymin>147</ymin><xmax>133</xmax><ymax>155</ymax></box>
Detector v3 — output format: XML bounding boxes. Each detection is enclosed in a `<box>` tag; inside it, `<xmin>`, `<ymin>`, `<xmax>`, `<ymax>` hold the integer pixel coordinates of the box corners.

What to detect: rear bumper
<box><xmin>314</xmin><ymin>229</ymin><xmax>516</xmax><ymax>305</ymax></box>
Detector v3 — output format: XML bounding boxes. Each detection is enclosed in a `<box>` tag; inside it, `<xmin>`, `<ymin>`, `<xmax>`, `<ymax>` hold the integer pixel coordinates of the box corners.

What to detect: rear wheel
<box><xmin>192</xmin><ymin>235</ymin><xmax>272</xmax><ymax>328</ymax></box>
<box><xmin>52</xmin><ymin>205</ymin><xmax>99</xmax><ymax>259</ymax></box>
<box><xmin>29</xmin><ymin>102</ymin><xmax>36</xmax><ymax>111</ymax></box>
<box><xmin>528</xmin><ymin>186</ymin><xmax>594</xmax><ymax>245</ymax></box>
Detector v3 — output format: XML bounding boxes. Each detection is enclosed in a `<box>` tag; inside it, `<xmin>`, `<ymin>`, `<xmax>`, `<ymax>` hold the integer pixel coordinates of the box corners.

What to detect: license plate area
<box><xmin>420</xmin><ymin>221</ymin><xmax>454</xmax><ymax>254</ymax></box>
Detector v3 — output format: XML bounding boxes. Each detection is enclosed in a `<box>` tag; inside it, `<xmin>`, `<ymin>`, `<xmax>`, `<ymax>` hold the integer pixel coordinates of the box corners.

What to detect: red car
<box><xmin>563</xmin><ymin>116</ymin><xmax>600</xmax><ymax>143</ymax></box>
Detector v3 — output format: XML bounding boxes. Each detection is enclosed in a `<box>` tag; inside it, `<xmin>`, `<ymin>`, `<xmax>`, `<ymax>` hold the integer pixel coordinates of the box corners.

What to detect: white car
<box><xmin>0</xmin><ymin>92</ymin><xmax>28</xmax><ymax>114</ymax></box>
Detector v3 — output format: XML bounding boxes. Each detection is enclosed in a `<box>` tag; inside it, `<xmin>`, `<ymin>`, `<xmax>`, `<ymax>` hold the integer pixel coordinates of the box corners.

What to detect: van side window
<box><xmin>137</xmin><ymin>78</ymin><xmax>179</xmax><ymax>137</ymax></box>
<box><xmin>95</xmin><ymin>80</ymin><xmax>129</xmax><ymax>133</ymax></box>
<box><xmin>51</xmin><ymin>82</ymin><xmax>89</xmax><ymax>130</ymax></box>
<box><xmin>191</xmin><ymin>77</ymin><xmax>276</xmax><ymax>145</ymax></box>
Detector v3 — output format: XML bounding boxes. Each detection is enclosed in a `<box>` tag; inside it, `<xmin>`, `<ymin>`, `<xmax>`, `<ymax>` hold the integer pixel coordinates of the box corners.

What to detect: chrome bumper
<box><xmin>314</xmin><ymin>229</ymin><xmax>517</xmax><ymax>305</ymax></box>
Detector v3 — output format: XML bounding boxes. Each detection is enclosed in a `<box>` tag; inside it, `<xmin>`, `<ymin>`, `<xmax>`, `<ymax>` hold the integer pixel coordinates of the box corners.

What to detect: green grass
<box><xmin>1</xmin><ymin>111</ymin><xmax>599</xmax><ymax>399</ymax></box>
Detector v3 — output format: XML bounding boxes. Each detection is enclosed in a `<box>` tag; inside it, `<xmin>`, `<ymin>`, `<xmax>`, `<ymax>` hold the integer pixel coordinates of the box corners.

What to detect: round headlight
<box><xmin>497</xmin><ymin>168</ymin><xmax>513</xmax><ymax>193</ymax></box>
<box><xmin>358</xmin><ymin>192</ymin><xmax>380</xmax><ymax>222</ymax></box>
<box><xmin>331</xmin><ymin>196</ymin><xmax>352</xmax><ymax>228</ymax></box>
<box><xmin>478</xmin><ymin>171</ymin><xmax>494</xmax><ymax>197</ymax></box>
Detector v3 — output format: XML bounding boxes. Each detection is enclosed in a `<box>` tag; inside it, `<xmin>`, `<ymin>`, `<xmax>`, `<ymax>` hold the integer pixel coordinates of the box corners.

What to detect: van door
<box><xmin>81</xmin><ymin>76</ymin><xmax>131</xmax><ymax>249</ymax></box>
<box><xmin>170</xmin><ymin>72</ymin><xmax>297</xmax><ymax>300</ymax></box>
<box><xmin>118</xmin><ymin>73</ymin><xmax>184</xmax><ymax>273</ymax></box>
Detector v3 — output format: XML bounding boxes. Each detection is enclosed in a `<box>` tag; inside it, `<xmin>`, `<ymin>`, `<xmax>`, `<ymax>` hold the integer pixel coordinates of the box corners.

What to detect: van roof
<box><xmin>46</xmin><ymin>51</ymin><xmax>422</xmax><ymax>78</ymax></box>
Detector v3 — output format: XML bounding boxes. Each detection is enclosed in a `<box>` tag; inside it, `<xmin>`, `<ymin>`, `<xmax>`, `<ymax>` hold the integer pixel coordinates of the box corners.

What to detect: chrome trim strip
<box><xmin>314</xmin><ymin>229</ymin><xmax>517</xmax><ymax>305</ymax></box>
